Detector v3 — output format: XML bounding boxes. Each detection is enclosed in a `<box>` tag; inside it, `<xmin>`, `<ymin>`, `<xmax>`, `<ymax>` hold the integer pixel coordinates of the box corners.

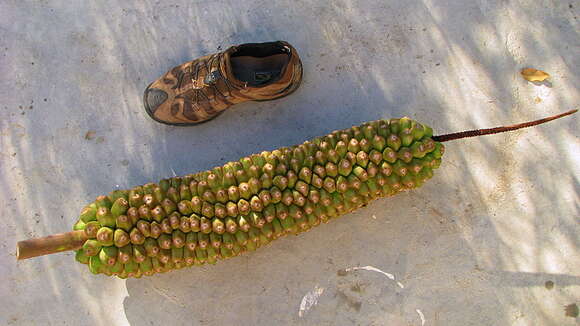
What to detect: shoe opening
<box><xmin>230</xmin><ymin>41</ymin><xmax>291</xmax><ymax>87</ymax></box>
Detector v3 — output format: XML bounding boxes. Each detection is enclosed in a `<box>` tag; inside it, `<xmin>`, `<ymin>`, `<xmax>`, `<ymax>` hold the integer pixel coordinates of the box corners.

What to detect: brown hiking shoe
<box><xmin>143</xmin><ymin>41</ymin><xmax>303</xmax><ymax>126</ymax></box>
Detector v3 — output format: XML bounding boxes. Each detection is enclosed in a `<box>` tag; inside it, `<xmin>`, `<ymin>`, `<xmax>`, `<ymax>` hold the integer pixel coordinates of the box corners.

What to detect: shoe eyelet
<box><xmin>204</xmin><ymin>70</ymin><xmax>221</xmax><ymax>85</ymax></box>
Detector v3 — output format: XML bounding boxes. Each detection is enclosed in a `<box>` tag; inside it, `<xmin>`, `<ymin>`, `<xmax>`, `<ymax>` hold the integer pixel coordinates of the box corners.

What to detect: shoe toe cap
<box><xmin>143</xmin><ymin>85</ymin><xmax>168</xmax><ymax>116</ymax></box>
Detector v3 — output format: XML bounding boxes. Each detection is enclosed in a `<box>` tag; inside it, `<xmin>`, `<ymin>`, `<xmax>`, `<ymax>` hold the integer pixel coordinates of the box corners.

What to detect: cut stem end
<box><xmin>16</xmin><ymin>230</ymin><xmax>88</xmax><ymax>260</ymax></box>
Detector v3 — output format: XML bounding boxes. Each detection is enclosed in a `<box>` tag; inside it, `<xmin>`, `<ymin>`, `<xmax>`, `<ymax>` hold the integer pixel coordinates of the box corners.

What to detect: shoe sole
<box><xmin>143</xmin><ymin>58</ymin><xmax>304</xmax><ymax>127</ymax></box>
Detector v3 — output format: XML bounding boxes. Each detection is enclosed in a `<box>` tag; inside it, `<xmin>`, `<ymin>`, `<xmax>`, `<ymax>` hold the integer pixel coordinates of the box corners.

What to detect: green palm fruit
<box><xmin>17</xmin><ymin>112</ymin><xmax>576</xmax><ymax>278</ymax></box>
<box><xmin>400</xmin><ymin>128</ymin><xmax>414</xmax><ymax>147</ymax></box>
<box><xmin>234</xmin><ymin>231</ymin><xmax>248</xmax><ymax>246</ymax></box>
<box><xmin>199</xmin><ymin>217</ymin><xmax>212</xmax><ymax>234</ymax></box>
<box><xmin>263</xmin><ymin>205</ymin><xmax>276</xmax><ymax>223</ymax></box>
<box><xmin>96</xmin><ymin>207</ymin><xmax>116</xmax><ymax>228</ymax></box>
<box><xmin>150</xmin><ymin>221</ymin><xmax>162</xmax><ymax>238</ymax></box>
<box><xmin>195</xmin><ymin>232</ymin><xmax>208</xmax><ymax>249</ymax></box>
<box><xmin>336</xmin><ymin>176</ymin><xmax>349</xmax><ymax>193</ymax></box>
<box><xmin>157</xmin><ymin>234</ymin><xmax>172</xmax><ymax>250</ymax></box>
<box><xmin>237</xmin><ymin>199</ymin><xmax>250</xmax><ymax>215</ymax></box>
<box><xmin>140</xmin><ymin>258</ymin><xmax>154</xmax><ymax>274</ymax></box>
<box><xmin>273</xmin><ymin>175</ymin><xmax>288</xmax><ymax>190</ymax></box>
<box><xmin>302</xmin><ymin>202</ymin><xmax>314</xmax><ymax>215</ymax></box>
<box><xmin>298</xmin><ymin>167</ymin><xmax>312</xmax><ymax>184</ymax></box>
<box><xmin>172</xmin><ymin>230</ymin><xmax>185</xmax><ymax>248</ymax></box>
<box><xmin>250</xmin><ymin>196</ymin><xmax>263</xmax><ymax>212</ymax></box>
<box><xmin>161</xmin><ymin>198</ymin><xmax>177</xmax><ymax>215</ymax></box>
<box><xmin>287</xmin><ymin>170</ymin><xmax>298</xmax><ymax>188</ymax></box>
<box><xmin>150</xmin><ymin>206</ymin><xmax>166</xmax><ymax>223</ymax></box>
<box><xmin>109</xmin><ymin>189</ymin><xmax>129</xmax><ymax>202</ymax></box>
<box><xmin>73</xmin><ymin>219</ymin><xmax>86</xmax><ymax>231</ymax></box>
<box><xmin>136</xmin><ymin>220</ymin><xmax>151</xmax><ymax>237</ymax></box>
<box><xmin>289</xmin><ymin>205</ymin><xmax>304</xmax><ymax>219</ymax></box>
<box><xmin>190</xmin><ymin>196</ymin><xmax>202</xmax><ymax>214</ymax></box>
<box><xmin>129</xmin><ymin>228</ymin><xmax>145</xmax><ymax>245</ymax></box>
<box><xmin>96</xmin><ymin>227</ymin><xmax>114</xmax><ymax>246</ymax></box>
<box><xmin>281</xmin><ymin>189</ymin><xmax>293</xmax><ymax>206</ymax></box>
<box><xmin>152</xmin><ymin>186</ymin><xmax>165</xmax><ymax>203</ymax></box>
<box><xmin>113</xmin><ymin>229</ymin><xmax>130</xmax><ymax>247</ymax></box>
<box><xmin>237</xmin><ymin>215</ymin><xmax>251</xmax><ymax>232</ymax></box>
<box><xmin>367</xmin><ymin>162</ymin><xmax>379</xmax><ymax>178</ymax></box>
<box><xmin>144</xmin><ymin>238</ymin><xmax>160</xmax><ymax>257</ymax></box>
<box><xmin>249</xmin><ymin>212</ymin><xmax>265</xmax><ymax>228</ymax></box>
<box><xmin>220</xmin><ymin>247</ymin><xmax>233</xmax><ymax>259</ymax></box>
<box><xmin>171</xmin><ymin>247</ymin><xmax>184</xmax><ymax>264</ymax></box>
<box><xmin>270</xmin><ymin>187</ymin><xmax>282</xmax><ymax>203</ymax></box>
<box><xmin>215</xmin><ymin>189</ymin><xmax>229</xmax><ymax>203</ymax></box>
<box><xmin>194</xmin><ymin>248</ymin><xmax>207</xmax><ymax>264</ymax></box>
<box><xmin>166</xmin><ymin>187</ymin><xmax>180</xmax><ymax>203</ymax></box>
<box><xmin>353</xmin><ymin>166</ymin><xmax>369</xmax><ymax>182</ymax></box>
<box><xmin>95</xmin><ymin>195</ymin><xmax>112</xmax><ymax>209</ymax></box>
<box><xmin>222</xmin><ymin>233</ymin><xmax>234</xmax><ymax>249</ymax></box>
<box><xmin>261</xmin><ymin>223</ymin><xmax>274</xmax><ymax>238</ymax></box>
<box><xmin>248</xmin><ymin>177</ymin><xmax>261</xmax><ymax>194</ymax></box>
<box><xmin>80</xmin><ymin>205</ymin><xmax>97</xmax><ymax>223</ymax></box>
<box><xmin>143</xmin><ymin>194</ymin><xmax>158</xmax><ymax>209</ymax></box>
<box><xmin>318</xmin><ymin>189</ymin><xmax>331</xmax><ymax>206</ymax></box>
<box><xmin>280</xmin><ymin>217</ymin><xmax>298</xmax><ymax>235</ymax></box>
<box><xmin>295</xmin><ymin>181</ymin><xmax>309</xmax><ymax>197</ymax></box>
<box><xmin>75</xmin><ymin>250</ymin><xmax>89</xmax><ymax>264</ymax></box>
<box><xmin>89</xmin><ymin>255</ymin><xmax>103</xmax><ymax>274</ymax></box>
<box><xmin>115</xmin><ymin>214</ymin><xmax>133</xmax><ymax>232</ymax></box>
<box><xmin>128</xmin><ymin>192</ymin><xmax>144</xmax><ymax>208</ymax></box>
<box><xmin>206</xmin><ymin>247</ymin><xmax>218</xmax><ymax>264</ymax></box>
<box><xmin>270</xmin><ymin>219</ymin><xmax>283</xmax><ymax>238</ymax></box>
<box><xmin>158</xmin><ymin>249</ymin><xmax>171</xmax><ymax>265</ymax></box>
<box><xmin>151</xmin><ymin>258</ymin><xmax>163</xmax><ymax>273</ymax></box>
<box><xmin>132</xmin><ymin>245</ymin><xmax>147</xmax><ymax>263</ymax></box>
<box><xmin>260</xmin><ymin>173</ymin><xmax>273</xmax><ymax>189</ymax></box>
<box><xmin>202</xmin><ymin>190</ymin><xmax>216</xmax><ymax>204</ymax></box>
<box><xmin>258</xmin><ymin>190</ymin><xmax>272</xmax><ymax>207</ymax></box>
<box><xmin>226</xmin><ymin>201</ymin><xmax>239</xmax><ymax>217</ymax></box>
<box><xmin>258</xmin><ymin>234</ymin><xmax>271</xmax><ymax>247</ymax></box>
<box><xmin>212</xmin><ymin>218</ymin><xmax>225</xmax><ymax>234</ymax></box>
<box><xmin>183</xmin><ymin>249</ymin><xmax>195</xmax><ymax>266</ymax></box>
<box><xmin>189</xmin><ymin>214</ymin><xmax>201</xmax><ymax>232</ymax></box>
<box><xmin>356</xmin><ymin>151</ymin><xmax>369</xmax><ymax>168</ymax></box>
<box><xmin>224</xmin><ymin>217</ymin><xmax>237</xmax><ymax>234</ymax></box>
<box><xmin>214</xmin><ymin>203</ymin><xmax>227</xmax><ymax>218</ymax></box>
<box><xmin>245</xmin><ymin>240</ymin><xmax>257</xmax><ymax>252</ymax></box>
<box><xmin>82</xmin><ymin>239</ymin><xmax>101</xmax><ymax>257</ymax></box>
<box><xmin>307</xmin><ymin>214</ymin><xmax>320</xmax><ymax>227</ymax></box>
<box><xmin>295</xmin><ymin>216</ymin><xmax>309</xmax><ymax>231</ymax></box>
<box><xmin>177</xmin><ymin>201</ymin><xmax>193</xmax><ymax>215</ymax></box>
<box><xmin>323</xmin><ymin>177</ymin><xmax>336</xmax><ymax>193</ymax></box>
<box><xmin>275</xmin><ymin>202</ymin><xmax>288</xmax><ymax>220</ymax></box>
<box><xmin>185</xmin><ymin>232</ymin><xmax>197</xmax><ymax>251</ymax></box>
<box><xmin>179</xmin><ymin>216</ymin><xmax>191</xmax><ymax>233</ymax></box>
<box><xmin>209</xmin><ymin>233</ymin><xmax>221</xmax><ymax>248</ymax></box>
<box><xmin>248</xmin><ymin>227</ymin><xmax>262</xmax><ymax>242</ymax></box>
<box><xmin>335</xmin><ymin>140</ymin><xmax>347</xmax><ymax>157</ymax></box>
<box><xmin>117</xmin><ymin>244</ymin><xmax>133</xmax><ymax>264</ymax></box>
<box><xmin>124</xmin><ymin>260</ymin><xmax>139</xmax><ymax>277</ymax></box>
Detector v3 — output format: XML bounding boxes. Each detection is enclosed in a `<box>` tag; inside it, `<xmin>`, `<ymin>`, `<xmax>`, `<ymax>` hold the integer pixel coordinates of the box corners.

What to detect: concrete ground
<box><xmin>1</xmin><ymin>1</ymin><xmax>578</xmax><ymax>325</ymax></box>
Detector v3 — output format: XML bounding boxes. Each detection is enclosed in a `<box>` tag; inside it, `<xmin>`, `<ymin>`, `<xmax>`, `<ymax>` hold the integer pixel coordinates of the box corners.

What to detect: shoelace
<box><xmin>173</xmin><ymin>53</ymin><xmax>245</xmax><ymax>107</ymax></box>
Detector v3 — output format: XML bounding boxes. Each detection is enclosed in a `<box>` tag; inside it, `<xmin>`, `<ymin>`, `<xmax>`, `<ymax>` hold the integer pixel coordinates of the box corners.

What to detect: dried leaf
<box><xmin>85</xmin><ymin>130</ymin><xmax>96</xmax><ymax>140</ymax></box>
<box><xmin>521</xmin><ymin>68</ymin><xmax>550</xmax><ymax>82</ymax></box>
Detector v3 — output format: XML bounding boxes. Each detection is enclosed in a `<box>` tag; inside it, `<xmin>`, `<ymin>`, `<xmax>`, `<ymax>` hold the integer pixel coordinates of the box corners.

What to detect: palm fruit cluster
<box><xmin>71</xmin><ymin>117</ymin><xmax>444</xmax><ymax>278</ymax></box>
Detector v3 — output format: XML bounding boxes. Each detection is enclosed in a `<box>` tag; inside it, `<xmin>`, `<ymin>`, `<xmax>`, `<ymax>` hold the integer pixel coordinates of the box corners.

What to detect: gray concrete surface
<box><xmin>1</xmin><ymin>1</ymin><xmax>579</xmax><ymax>325</ymax></box>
